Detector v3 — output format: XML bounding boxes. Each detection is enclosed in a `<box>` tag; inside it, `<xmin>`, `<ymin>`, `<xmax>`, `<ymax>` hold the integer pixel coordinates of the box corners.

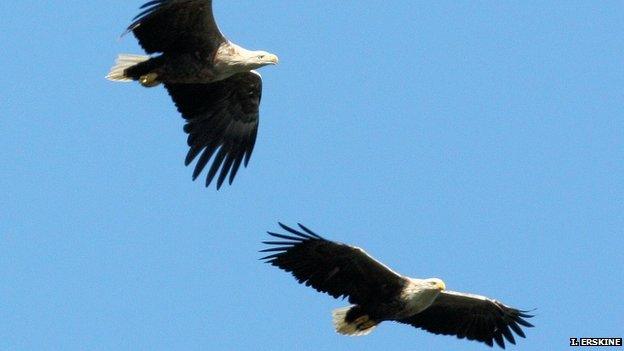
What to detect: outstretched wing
<box><xmin>164</xmin><ymin>72</ymin><xmax>261</xmax><ymax>189</ymax></box>
<box><xmin>261</xmin><ymin>223</ymin><xmax>408</xmax><ymax>306</ymax></box>
<box><xmin>398</xmin><ymin>290</ymin><xmax>534</xmax><ymax>349</ymax></box>
<box><xmin>128</xmin><ymin>0</ymin><xmax>226</xmax><ymax>55</ymax></box>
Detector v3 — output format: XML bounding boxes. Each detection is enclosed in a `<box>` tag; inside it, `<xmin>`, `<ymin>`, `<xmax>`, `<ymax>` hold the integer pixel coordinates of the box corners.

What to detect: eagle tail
<box><xmin>332</xmin><ymin>306</ymin><xmax>379</xmax><ymax>336</ymax></box>
<box><xmin>106</xmin><ymin>54</ymin><xmax>151</xmax><ymax>82</ymax></box>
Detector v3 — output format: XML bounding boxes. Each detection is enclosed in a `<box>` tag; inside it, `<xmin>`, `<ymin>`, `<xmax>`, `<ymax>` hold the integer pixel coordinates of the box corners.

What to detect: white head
<box><xmin>423</xmin><ymin>278</ymin><xmax>446</xmax><ymax>291</ymax></box>
<box><xmin>246</xmin><ymin>50</ymin><xmax>279</xmax><ymax>69</ymax></box>
<box><xmin>220</xmin><ymin>43</ymin><xmax>278</xmax><ymax>71</ymax></box>
<box><xmin>402</xmin><ymin>277</ymin><xmax>447</xmax><ymax>314</ymax></box>
<box><xmin>405</xmin><ymin>277</ymin><xmax>446</xmax><ymax>296</ymax></box>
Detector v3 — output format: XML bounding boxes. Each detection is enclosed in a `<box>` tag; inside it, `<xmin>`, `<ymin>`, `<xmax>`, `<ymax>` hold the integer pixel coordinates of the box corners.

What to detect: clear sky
<box><xmin>0</xmin><ymin>1</ymin><xmax>622</xmax><ymax>350</ymax></box>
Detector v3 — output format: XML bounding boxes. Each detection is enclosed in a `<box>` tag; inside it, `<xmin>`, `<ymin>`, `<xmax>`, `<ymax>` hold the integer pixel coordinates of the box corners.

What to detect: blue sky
<box><xmin>1</xmin><ymin>1</ymin><xmax>622</xmax><ymax>350</ymax></box>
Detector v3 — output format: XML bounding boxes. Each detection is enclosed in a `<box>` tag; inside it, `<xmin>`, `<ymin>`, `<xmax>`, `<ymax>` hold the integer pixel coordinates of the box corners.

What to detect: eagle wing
<box><xmin>398</xmin><ymin>290</ymin><xmax>534</xmax><ymax>349</ymax></box>
<box><xmin>164</xmin><ymin>72</ymin><xmax>261</xmax><ymax>189</ymax></box>
<box><xmin>261</xmin><ymin>223</ymin><xmax>409</xmax><ymax>306</ymax></box>
<box><xmin>128</xmin><ymin>0</ymin><xmax>225</xmax><ymax>54</ymax></box>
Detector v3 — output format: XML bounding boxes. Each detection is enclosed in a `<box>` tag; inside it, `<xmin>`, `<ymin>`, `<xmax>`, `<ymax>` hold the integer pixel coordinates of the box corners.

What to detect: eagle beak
<box><xmin>437</xmin><ymin>281</ymin><xmax>446</xmax><ymax>291</ymax></box>
<box><xmin>267</xmin><ymin>54</ymin><xmax>279</xmax><ymax>65</ymax></box>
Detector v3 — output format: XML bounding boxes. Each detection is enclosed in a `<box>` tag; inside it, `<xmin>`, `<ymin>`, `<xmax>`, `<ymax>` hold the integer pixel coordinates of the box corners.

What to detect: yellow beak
<box><xmin>430</xmin><ymin>278</ymin><xmax>446</xmax><ymax>291</ymax></box>
<box><xmin>267</xmin><ymin>54</ymin><xmax>279</xmax><ymax>65</ymax></box>
<box><xmin>437</xmin><ymin>281</ymin><xmax>446</xmax><ymax>291</ymax></box>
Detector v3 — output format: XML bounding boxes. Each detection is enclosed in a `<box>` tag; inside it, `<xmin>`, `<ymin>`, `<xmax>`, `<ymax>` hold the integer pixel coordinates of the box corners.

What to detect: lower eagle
<box><xmin>261</xmin><ymin>223</ymin><xmax>534</xmax><ymax>349</ymax></box>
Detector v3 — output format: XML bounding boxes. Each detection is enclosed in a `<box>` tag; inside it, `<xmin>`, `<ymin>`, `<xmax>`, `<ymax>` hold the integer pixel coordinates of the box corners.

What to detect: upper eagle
<box><xmin>261</xmin><ymin>223</ymin><xmax>534</xmax><ymax>349</ymax></box>
<box><xmin>107</xmin><ymin>0</ymin><xmax>278</xmax><ymax>189</ymax></box>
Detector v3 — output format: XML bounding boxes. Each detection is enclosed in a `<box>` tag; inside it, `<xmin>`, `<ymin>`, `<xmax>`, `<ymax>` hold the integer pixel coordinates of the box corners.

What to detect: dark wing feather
<box><xmin>164</xmin><ymin>72</ymin><xmax>261</xmax><ymax>189</ymax></box>
<box><xmin>261</xmin><ymin>223</ymin><xmax>408</xmax><ymax>306</ymax></box>
<box><xmin>129</xmin><ymin>0</ymin><xmax>226</xmax><ymax>54</ymax></box>
<box><xmin>398</xmin><ymin>291</ymin><xmax>534</xmax><ymax>349</ymax></box>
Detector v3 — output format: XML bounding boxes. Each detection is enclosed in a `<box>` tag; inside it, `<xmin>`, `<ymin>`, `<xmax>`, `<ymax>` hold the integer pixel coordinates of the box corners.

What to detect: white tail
<box><xmin>332</xmin><ymin>306</ymin><xmax>378</xmax><ymax>336</ymax></box>
<box><xmin>106</xmin><ymin>54</ymin><xmax>150</xmax><ymax>82</ymax></box>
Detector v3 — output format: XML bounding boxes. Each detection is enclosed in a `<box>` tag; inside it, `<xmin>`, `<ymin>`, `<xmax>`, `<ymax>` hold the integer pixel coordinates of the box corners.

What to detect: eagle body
<box><xmin>128</xmin><ymin>52</ymin><xmax>222</xmax><ymax>85</ymax></box>
<box><xmin>349</xmin><ymin>278</ymin><xmax>442</xmax><ymax>319</ymax></box>
<box><xmin>331</xmin><ymin>278</ymin><xmax>444</xmax><ymax>336</ymax></box>
<box><xmin>262</xmin><ymin>223</ymin><xmax>534</xmax><ymax>348</ymax></box>
<box><xmin>124</xmin><ymin>42</ymin><xmax>275</xmax><ymax>86</ymax></box>
<box><xmin>107</xmin><ymin>0</ymin><xmax>278</xmax><ymax>189</ymax></box>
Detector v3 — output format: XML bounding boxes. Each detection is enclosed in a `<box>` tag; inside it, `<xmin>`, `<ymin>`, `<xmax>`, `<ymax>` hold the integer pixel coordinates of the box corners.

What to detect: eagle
<box><xmin>261</xmin><ymin>223</ymin><xmax>534</xmax><ymax>349</ymax></box>
<box><xmin>107</xmin><ymin>0</ymin><xmax>278</xmax><ymax>189</ymax></box>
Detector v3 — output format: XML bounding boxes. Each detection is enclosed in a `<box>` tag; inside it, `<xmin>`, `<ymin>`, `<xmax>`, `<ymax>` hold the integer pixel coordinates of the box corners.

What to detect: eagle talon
<box><xmin>139</xmin><ymin>73</ymin><xmax>160</xmax><ymax>87</ymax></box>
<box><xmin>353</xmin><ymin>316</ymin><xmax>369</xmax><ymax>324</ymax></box>
<box><xmin>359</xmin><ymin>320</ymin><xmax>377</xmax><ymax>330</ymax></box>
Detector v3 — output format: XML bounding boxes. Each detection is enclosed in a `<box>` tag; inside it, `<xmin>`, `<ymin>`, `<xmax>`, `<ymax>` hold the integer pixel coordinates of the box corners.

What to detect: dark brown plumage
<box><xmin>164</xmin><ymin>73</ymin><xmax>260</xmax><ymax>187</ymax></box>
<box><xmin>128</xmin><ymin>0</ymin><xmax>225</xmax><ymax>56</ymax></box>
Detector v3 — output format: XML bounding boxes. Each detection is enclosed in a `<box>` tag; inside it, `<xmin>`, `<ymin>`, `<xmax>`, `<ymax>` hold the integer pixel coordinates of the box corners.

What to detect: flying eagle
<box><xmin>261</xmin><ymin>223</ymin><xmax>534</xmax><ymax>349</ymax></box>
<box><xmin>107</xmin><ymin>0</ymin><xmax>278</xmax><ymax>189</ymax></box>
